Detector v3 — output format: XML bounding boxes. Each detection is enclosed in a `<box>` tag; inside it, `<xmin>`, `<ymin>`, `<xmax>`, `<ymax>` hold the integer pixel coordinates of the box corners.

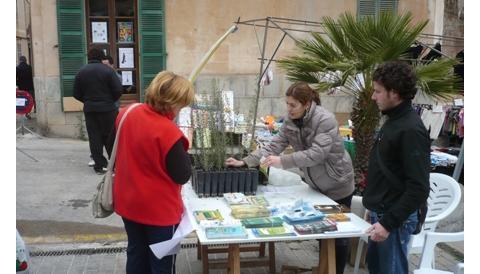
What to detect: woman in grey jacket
<box><xmin>225</xmin><ymin>82</ymin><xmax>355</xmax><ymax>274</ymax></box>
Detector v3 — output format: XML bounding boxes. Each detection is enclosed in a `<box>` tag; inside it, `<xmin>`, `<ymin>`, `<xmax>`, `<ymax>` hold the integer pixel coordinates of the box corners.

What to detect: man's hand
<box><xmin>262</xmin><ymin>155</ymin><xmax>282</xmax><ymax>168</ymax></box>
<box><xmin>366</xmin><ymin>222</ymin><xmax>390</xmax><ymax>242</ymax></box>
<box><xmin>224</xmin><ymin>157</ymin><xmax>245</xmax><ymax>167</ymax></box>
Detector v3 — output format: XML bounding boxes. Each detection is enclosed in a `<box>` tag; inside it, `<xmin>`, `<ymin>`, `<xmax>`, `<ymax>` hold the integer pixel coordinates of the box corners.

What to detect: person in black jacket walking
<box><xmin>363</xmin><ymin>61</ymin><xmax>430</xmax><ymax>274</ymax></box>
<box><xmin>74</xmin><ymin>48</ymin><xmax>123</xmax><ymax>174</ymax></box>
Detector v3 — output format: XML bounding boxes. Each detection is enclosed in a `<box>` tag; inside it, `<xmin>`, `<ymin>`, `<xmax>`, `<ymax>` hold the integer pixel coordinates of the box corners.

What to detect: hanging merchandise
<box><xmin>403</xmin><ymin>43</ymin><xmax>424</xmax><ymax>63</ymax></box>
<box><xmin>421</xmin><ymin>108</ymin><xmax>447</xmax><ymax>140</ymax></box>
<box><xmin>422</xmin><ymin>42</ymin><xmax>442</xmax><ymax>63</ymax></box>
<box><xmin>454</xmin><ymin>50</ymin><xmax>464</xmax><ymax>81</ymax></box>
<box><xmin>260</xmin><ymin>67</ymin><xmax>273</xmax><ymax>86</ymax></box>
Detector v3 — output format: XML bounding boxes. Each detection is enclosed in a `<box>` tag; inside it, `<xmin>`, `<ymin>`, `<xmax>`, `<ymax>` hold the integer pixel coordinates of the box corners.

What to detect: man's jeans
<box><xmin>367</xmin><ymin>211</ymin><xmax>418</xmax><ymax>274</ymax></box>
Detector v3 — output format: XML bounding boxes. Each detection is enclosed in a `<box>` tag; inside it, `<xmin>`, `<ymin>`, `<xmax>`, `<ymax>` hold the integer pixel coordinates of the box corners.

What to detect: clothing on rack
<box><xmin>422</xmin><ymin>42</ymin><xmax>442</xmax><ymax>63</ymax></box>
<box><xmin>421</xmin><ymin>109</ymin><xmax>446</xmax><ymax>140</ymax></box>
<box><xmin>442</xmin><ymin>106</ymin><xmax>464</xmax><ymax>139</ymax></box>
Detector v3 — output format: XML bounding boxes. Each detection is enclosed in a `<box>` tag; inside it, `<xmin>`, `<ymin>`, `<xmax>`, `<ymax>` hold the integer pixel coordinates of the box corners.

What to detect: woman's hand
<box><xmin>225</xmin><ymin>157</ymin><xmax>245</xmax><ymax>167</ymax></box>
<box><xmin>262</xmin><ymin>156</ymin><xmax>282</xmax><ymax>168</ymax></box>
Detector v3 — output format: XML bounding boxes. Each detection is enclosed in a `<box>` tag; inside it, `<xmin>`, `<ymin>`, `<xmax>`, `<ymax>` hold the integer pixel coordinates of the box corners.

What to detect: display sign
<box><xmin>16</xmin><ymin>89</ymin><xmax>34</xmax><ymax>115</ymax></box>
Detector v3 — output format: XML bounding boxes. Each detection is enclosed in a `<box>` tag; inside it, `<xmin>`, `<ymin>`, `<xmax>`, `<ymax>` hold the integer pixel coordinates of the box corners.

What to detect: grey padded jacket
<box><xmin>243</xmin><ymin>102</ymin><xmax>354</xmax><ymax>200</ymax></box>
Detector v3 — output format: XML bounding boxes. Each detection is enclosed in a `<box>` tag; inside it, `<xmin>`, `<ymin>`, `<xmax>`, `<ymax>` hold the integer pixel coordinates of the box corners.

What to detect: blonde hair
<box><xmin>145</xmin><ymin>71</ymin><xmax>194</xmax><ymax>114</ymax></box>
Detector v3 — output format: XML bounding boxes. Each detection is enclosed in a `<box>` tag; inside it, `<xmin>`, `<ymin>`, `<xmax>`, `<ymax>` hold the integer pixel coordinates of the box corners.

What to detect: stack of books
<box><xmin>241</xmin><ymin>217</ymin><xmax>284</xmax><ymax>228</ymax></box>
<box><xmin>293</xmin><ymin>219</ymin><xmax>338</xmax><ymax>235</ymax></box>
<box><xmin>230</xmin><ymin>204</ymin><xmax>271</xmax><ymax>219</ymax></box>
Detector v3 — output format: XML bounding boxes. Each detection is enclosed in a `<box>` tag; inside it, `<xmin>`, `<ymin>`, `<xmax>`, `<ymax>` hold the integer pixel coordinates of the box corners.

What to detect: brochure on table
<box><xmin>182</xmin><ymin>181</ymin><xmax>370</xmax><ymax>245</ymax></box>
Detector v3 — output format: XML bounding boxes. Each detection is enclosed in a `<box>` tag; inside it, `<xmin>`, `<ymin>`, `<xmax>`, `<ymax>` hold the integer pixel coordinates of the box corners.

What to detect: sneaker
<box><xmin>95</xmin><ymin>167</ymin><xmax>108</xmax><ymax>175</ymax></box>
<box><xmin>88</xmin><ymin>160</ymin><xmax>95</xmax><ymax>167</ymax></box>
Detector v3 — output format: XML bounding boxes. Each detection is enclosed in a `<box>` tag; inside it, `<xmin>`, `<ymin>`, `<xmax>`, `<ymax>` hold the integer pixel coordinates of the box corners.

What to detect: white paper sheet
<box><xmin>119</xmin><ymin>48</ymin><xmax>134</xmax><ymax>68</ymax></box>
<box><xmin>121</xmin><ymin>71</ymin><xmax>133</xmax><ymax>85</ymax></box>
<box><xmin>92</xmin><ymin>22</ymin><xmax>108</xmax><ymax>43</ymax></box>
<box><xmin>149</xmin><ymin>209</ymin><xmax>195</xmax><ymax>259</ymax></box>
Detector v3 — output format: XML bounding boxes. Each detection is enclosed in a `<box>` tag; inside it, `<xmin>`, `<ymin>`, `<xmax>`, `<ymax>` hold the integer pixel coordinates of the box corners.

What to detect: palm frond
<box><xmin>414</xmin><ymin>58</ymin><xmax>463</xmax><ymax>100</ymax></box>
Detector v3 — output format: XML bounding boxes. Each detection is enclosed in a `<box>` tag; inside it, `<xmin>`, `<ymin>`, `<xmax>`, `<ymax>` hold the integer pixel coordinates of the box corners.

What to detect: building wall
<box><xmin>30</xmin><ymin>0</ymin><xmax>448</xmax><ymax>138</ymax></box>
<box><xmin>442</xmin><ymin>0</ymin><xmax>463</xmax><ymax>57</ymax></box>
<box><xmin>16</xmin><ymin>0</ymin><xmax>31</xmax><ymax>63</ymax></box>
<box><xmin>31</xmin><ymin>0</ymin><xmax>87</xmax><ymax>138</ymax></box>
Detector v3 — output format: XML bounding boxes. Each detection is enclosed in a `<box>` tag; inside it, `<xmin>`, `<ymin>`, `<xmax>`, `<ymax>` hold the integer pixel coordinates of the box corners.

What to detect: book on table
<box><xmin>313</xmin><ymin>204</ymin><xmax>350</xmax><ymax>214</ymax></box>
<box><xmin>293</xmin><ymin>219</ymin><xmax>338</xmax><ymax>235</ymax></box>
<box><xmin>205</xmin><ymin>225</ymin><xmax>248</xmax><ymax>239</ymax></box>
<box><xmin>193</xmin><ymin>209</ymin><xmax>224</xmax><ymax>223</ymax></box>
<box><xmin>241</xmin><ymin>216</ymin><xmax>284</xmax><ymax>228</ymax></box>
<box><xmin>252</xmin><ymin>226</ymin><xmax>297</xmax><ymax>237</ymax></box>
<box><xmin>223</xmin><ymin>193</ymin><xmax>269</xmax><ymax>206</ymax></box>
<box><xmin>325</xmin><ymin>213</ymin><xmax>351</xmax><ymax>222</ymax></box>
<box><xmin>282</xmin><ymin>210</ymin><xmax>325</xmax><ymax>224</ymax></box>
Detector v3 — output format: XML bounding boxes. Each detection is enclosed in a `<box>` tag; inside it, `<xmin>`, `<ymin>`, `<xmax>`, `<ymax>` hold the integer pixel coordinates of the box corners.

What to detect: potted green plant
<box><xmin>190</xmin><ymin>83</ymin><xmax>260</xmax><ymax>197</ymax></box>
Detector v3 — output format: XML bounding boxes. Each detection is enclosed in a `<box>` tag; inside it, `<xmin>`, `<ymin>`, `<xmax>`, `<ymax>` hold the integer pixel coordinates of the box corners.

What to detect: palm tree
<box><xmin>278</xmin><ymin>12</ymin><xmax>460</xmax><ymax>194</ymax></box>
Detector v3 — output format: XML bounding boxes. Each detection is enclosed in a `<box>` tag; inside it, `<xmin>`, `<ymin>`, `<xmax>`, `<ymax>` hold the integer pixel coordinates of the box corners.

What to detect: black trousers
<box><xmin>122</xmin><ymin>217</ymin><xmax>179</xmax><ymax>274</ymax></box>
<box><xmin>84</xmin><ymin>110</ymin><xmax>118</xmax><ymax>171</ymax></box>
<box><xmin>318</xmin><ymin>192</ymin><xmax>354</xmax><ymax>274</ymax></box>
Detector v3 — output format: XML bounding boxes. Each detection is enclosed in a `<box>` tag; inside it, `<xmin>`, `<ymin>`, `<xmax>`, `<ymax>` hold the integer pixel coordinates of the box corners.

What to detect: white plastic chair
<box><xmin>353</xmin><ymin>173</ymin><xmax>462</xmax><ymax>274</ymax></box>
<box><xmin>413</xmin><ymin>231</ymin><xmax>464</xmax><ymax>274</ymax></box>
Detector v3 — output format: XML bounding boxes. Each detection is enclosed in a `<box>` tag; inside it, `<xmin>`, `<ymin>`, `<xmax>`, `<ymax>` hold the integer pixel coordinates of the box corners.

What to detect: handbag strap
<box><xmin>106</xmin><ymin>103</ymin><xmax>141</xmax><ymax>172</ymax></box>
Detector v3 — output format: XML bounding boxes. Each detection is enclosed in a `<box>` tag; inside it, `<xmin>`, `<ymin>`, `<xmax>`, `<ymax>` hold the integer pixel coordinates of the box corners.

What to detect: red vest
<box><xmin>113</xmin><ymin>104</ymin><xmax>189</xmax><ymax>226</ymax></box>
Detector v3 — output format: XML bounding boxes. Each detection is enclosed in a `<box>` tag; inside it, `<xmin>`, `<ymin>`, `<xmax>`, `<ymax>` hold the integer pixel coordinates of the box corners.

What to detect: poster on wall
<box><xmin>118</xmin><ymin>48</ymin><xmax>134</xmax><ymax>68</ymax></box>
<box><xmin>118</xmin><ymin>22</ymin><xmax>134</xmax><ymax>43</ymax></box>
<box><xmin>121</xmin><ymin>71</ymin><xmax>133</xmax><ymax>85</ymax></box>
<box><xmin>92</xmin><ymin>22</ymin><xmax>108</xmax><ymax>43</ymax></box>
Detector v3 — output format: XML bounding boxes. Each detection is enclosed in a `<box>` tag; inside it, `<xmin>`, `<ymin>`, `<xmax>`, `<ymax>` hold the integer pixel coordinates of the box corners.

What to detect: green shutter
<box><xmin>138</xmin><ymin>0</ymin><xmax>166</xmax><ymax>102</ymax></box>
<box><xmin>358</xmin><ymin>0</ymin><xmax>398</xmax><ymax>17</ymax></box>
<box><xmin>56</xmin><ymin>0</ymin><xmax>86</xmax><ymax>104</ymax></box>
<box><xmin>358</xmin><ymin>0</ymin><xmax>376</xmax><ymax>17</ymax></box>
<box><xmin>379</xmin><ymin>0</ymin><xmax>398</xmax><ymax>13</ymax></box>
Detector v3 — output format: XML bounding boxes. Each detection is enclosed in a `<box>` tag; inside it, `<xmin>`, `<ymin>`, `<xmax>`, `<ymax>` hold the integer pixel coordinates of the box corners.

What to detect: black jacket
<box><xmin>363</xmin><ymin>100</ymin><xmax>430</xmax><ymax>232</ymax></box>
<box><xmin>73</xmin><ymin>60</ymin><xmax>122</xmax><ymax>112</ymax></box>
<box><xmin>16</xmin><ymin>62</ymin><xmax>34</xmax><ymax>91</ymax></box>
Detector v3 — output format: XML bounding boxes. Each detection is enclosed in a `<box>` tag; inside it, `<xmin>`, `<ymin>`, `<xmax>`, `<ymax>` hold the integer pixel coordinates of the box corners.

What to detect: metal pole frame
<box><xmin>241</xmin><ymin>17</ymin><xmax>305</xmax><ymax>149</ymax></box>
<box><xmin>235</xmin><ymin>16</ymin><xmax>464</xmax><ymax>151</ymax></box>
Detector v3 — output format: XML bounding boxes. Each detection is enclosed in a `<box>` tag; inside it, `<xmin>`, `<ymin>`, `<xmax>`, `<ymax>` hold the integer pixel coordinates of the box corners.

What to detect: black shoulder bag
<box><xmin>375</xmin><ymin>146</ymin><xmax>428</xmax><ymax>235</ymax></box>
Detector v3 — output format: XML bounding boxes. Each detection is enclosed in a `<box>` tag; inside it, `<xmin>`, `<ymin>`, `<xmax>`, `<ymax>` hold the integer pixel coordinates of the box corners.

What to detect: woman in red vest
<box><xmin>113</xmin><ymin>71</ymin><xmax>194</xmax><ymax>274</ymax></box>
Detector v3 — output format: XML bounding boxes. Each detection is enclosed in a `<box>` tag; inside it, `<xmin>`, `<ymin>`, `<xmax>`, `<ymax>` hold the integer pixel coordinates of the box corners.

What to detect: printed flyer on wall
<box><xmin>92</xmin><ymin>22</ymin><xmax>108</xmax><ymax>43</ymax></box>
<box><xmin>118</xmin><ymin>22</ymin><xmax>133</xmax><ymax>43</ymax></box>
<box><xmin>119</xmin><ymin>47</ymin><xmax>134</xmax><ymax>68</ymax></box>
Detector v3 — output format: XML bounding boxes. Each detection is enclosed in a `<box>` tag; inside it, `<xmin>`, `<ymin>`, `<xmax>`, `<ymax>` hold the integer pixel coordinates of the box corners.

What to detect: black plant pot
<box><xmin>191</xmin><ymin>168</ymin><xmax>259</xmax><ymax>197</ymax></box>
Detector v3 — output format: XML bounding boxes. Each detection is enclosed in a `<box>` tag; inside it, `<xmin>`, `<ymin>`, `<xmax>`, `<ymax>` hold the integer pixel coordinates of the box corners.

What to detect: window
<box><xmin>85</xmin><ymin>0</ymin><xmax>139</xmax><ymax>101</ymax></box>
<box><xmin>358</xmin><ymin>0</ymin><xmax>398</xmax><ymax>17</ymax></box>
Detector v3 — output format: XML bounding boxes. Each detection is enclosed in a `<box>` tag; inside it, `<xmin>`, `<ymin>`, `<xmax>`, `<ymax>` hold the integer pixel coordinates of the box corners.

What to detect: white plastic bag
<box><xmin>268</xmin><ymin>166</ymin><xmax>302</xmax><ymax>186</ymax></box>
<box><xmin>16</xmin><ymin>229</ymin><xmax>29</xmax><ymax>273</ymax></box>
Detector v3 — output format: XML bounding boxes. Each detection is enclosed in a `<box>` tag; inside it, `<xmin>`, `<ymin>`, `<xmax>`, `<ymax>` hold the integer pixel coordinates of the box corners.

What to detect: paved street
<box><xmin>16</xmin><ymin>116</ymin><xmax>464</xmax><ymax>273</ymax></box>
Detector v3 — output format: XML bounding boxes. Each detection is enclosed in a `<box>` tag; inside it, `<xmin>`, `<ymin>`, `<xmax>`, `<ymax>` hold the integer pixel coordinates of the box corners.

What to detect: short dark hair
<box><xmin>87</xmin><ymin>47</ymin><xmax>105</xmax><ymax>61</ymax></box>
<box><xmin>103</xmin><ymin>55</ymin><xmax>114</xmax><ymax>65</ymax></box>
<box><xmin>373</xmin><ymin>61</ymin><xmax>417</xmax><ymax>100</ymax></box>
<box><xmin>19</xmin><ymin>56</ymin><xmax>27</xmax><ymax>63</ymax></box>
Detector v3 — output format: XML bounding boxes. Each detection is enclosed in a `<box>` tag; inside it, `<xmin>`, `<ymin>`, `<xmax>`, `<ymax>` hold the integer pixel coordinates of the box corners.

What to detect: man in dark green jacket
<box><xmin>363</xmin><ymin>61</ymin><xmax>430</xmax><ymax>274</ymax></box>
